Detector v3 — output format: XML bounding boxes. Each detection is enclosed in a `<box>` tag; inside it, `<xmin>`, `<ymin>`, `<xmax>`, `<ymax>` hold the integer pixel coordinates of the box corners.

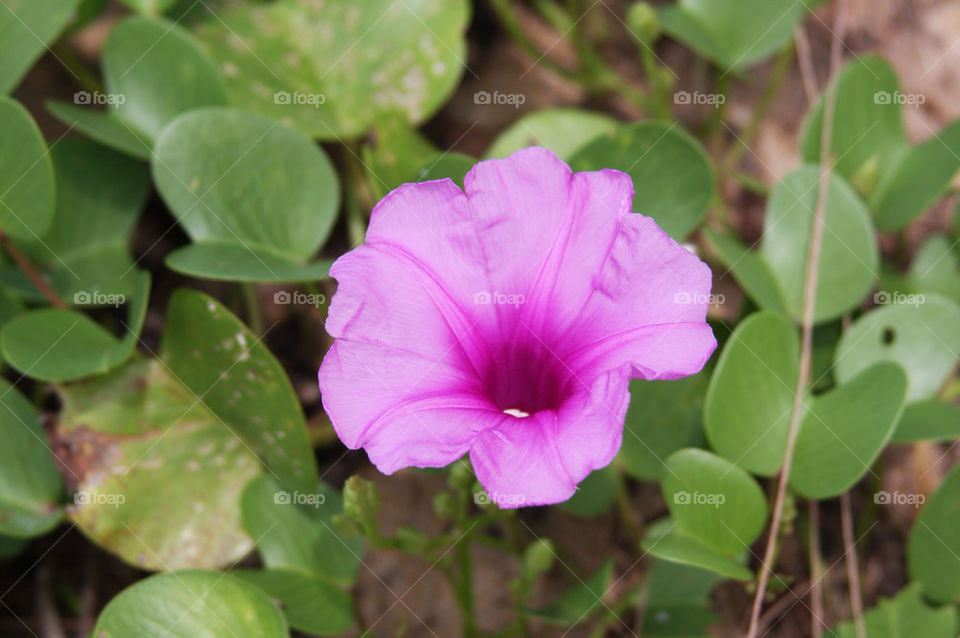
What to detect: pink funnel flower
<box><xmin>318</xmin><ymin>147</ymin><xmax>716</xmax><ymax>507</ymax></box>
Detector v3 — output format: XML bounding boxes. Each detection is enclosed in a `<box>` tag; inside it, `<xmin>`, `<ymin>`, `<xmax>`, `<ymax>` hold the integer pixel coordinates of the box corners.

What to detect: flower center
<box><xmin>483</xmin><ymin>339</ymin><xmax>572</xmax><ymax>415</ymax></box>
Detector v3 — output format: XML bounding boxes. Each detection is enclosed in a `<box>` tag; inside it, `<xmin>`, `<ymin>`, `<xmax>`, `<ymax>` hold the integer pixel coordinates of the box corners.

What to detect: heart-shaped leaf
<box><xmin>153</xmin><ymin>108</ymin><xmax>339</xmax><ymax>282</ymax></box>
<box><xmin>1</xmin><ymin>270</ymin><xmax>150</xmax><ymax>382</ymax></box>
<box><xmin>834</xmin><ymin>295</ymin><xmax>960</xmax><ymax>402</ymax></box>
<box><xmin>92</xmin><ymin>570</ymin><xmax>288</xmax><ymax>637</ymax></box>
<box><xmin>193</xmin><ymin>0</ymin><xmax>470</xmax><ymax>139</ymax></box>
<box><xmin>790</xmin><ymin>362</ymin><xmax>907</xmax><ymax>499</ymax></box>
<box><xmin>240</xmin><ymin>475</ymin><xmax>362</xmax><ymax>586</ymax></box>
<box><xmin>0</xmin><ymin>97</ymin><xmax>55</xmax><ymax>240</ymax></box>
<box><xmin>0</xmin><ymin>380</ymin><xmax>63</xmax><ymax>537</ymax></box>
<box><xmin>232</xmin><ymin>568</ymin><xmax>355</xmax><ymax>636</ymax></box>
<box><xmin>568</xmin><ymin>122</ymin><xmax>714</xmax><ymax>240</ymax></box>
<box><xmin>704</xmin><ymin>311</ymin><xmax>799</xmax><ymax>476</ymax></box>
<box><xmin>485</xmin><ymin>108</ymin><xmax>618</xmax><ymax>160</ymax></box>
<box><xmin>908</xmin><ymin>462</ymin><xmax>960</xmax><ymax>603</ymax></box>
<box><xmin>0</xmin><ymin>0</ymin><xmax>80</xmax><ymax>94</ymax></box>
<box><xmin>761</xmin><ymin>167</ymin><xmax>878</xmax><ymax>323</ymax></box>
<box><xmin>661</xmin><ymin>449</ymin><xmax>767</xmax><ymax>557</ymax></box>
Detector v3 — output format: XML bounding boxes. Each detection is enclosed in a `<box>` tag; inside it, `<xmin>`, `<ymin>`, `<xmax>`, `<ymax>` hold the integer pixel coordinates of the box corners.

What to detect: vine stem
<box><xmin>0</xmin><ymin>231</ymin><xmax>68</xmax><ymax>309</ymax></box>
<box><xmin>745</xmin><ymin>3</ymin><xmax>849</xmax><ymax>636</ymax></box>
<box><xmin>840</xmin><ymin>492</ymin><xmax>867</xmax><ymax>638</ymax></box>
<box><xmin>808</xmin><ymin>500</ymin><xmax>825</xmax><ymax>638</ymax></box>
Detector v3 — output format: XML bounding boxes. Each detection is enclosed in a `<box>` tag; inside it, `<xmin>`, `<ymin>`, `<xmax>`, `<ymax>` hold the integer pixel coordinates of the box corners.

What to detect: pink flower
<box><xmin>318</xmin><ymin>148</ymin><xmax>716</xmax><ymax>507</ymax></box>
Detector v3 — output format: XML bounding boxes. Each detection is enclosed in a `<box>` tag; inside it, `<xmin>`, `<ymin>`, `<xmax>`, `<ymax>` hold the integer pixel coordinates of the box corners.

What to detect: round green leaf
<box><xmin>416</xmin><ymin>152</ymin><xmax>475</xmax><ymax>188</ymax></box>
<box><xmin>568</xmin><ymin>122</ymin><xmax>713</xmax><ymax>240</ymax></box>
<box><xmin>904</xmin><ymin>234</ymin><xmax>960</xmax><ymax>304</ymax></box>
<box><xmin>790</xmin><ymin>362</ymin><xmax>907</xmax><ymax>499</ymax></box>
<box><xmin>704</xmin><ymin>311</ymin><xmax>799</xmax><ymax>476</ymax></box>
<box><xmin>103</xmin><ymin>16</ymin><xmax>227</xmax><ymax>142</ymax></box>
<box><xmin>193</xmin><ymin>0</ymin><xmax>470</xmax><ymax>139</ymax></box>
<box><xmin>164</xmin><ymin>243</ymin><xmax>332</xmax><ymax>283</ymax></box>
<box><xmin>1</xmin><ymin>271</ymin><xmax>150</xmax><ymax>382</ymax></box>
<box><xmin>153</xmin><ymin>108</ymin><xmax>338</xmax><ymax>282</ymax></box>
<box><xmin>363</xmin><ymin>115</ymin><xmax>438</xmax><ymax>201</ymax></box>
<box><xmin>702</xmin><ymin>228</ymin><xmax>787</xmax><ymax>315</ymax></box>
<box><xmin>0</xmin><ymin>380</ymin><xmax>63</xmax><ymax>537</ymax></box>
<box><xmin>892</xmin><ymin>400</ymin><xmax>960</xmax><ymax>443</ymax></box>
<box><xmin>0</xmin><ymin>96</ymin><xmax>55</xmax><ymax>240</ymax></box>
<box><xmin>92</xmin><ymin>570</ymin><xmax>288</xmax><ymax>638</ymax></box>
<box><xmin>834</xmin><ymin>295</ymin><xmax>960</xmax><ymax>402</ymax></box>
<box><xmin>232</xmin><ymin>568</ymin><xmax>354</xmax><ymax>636</ymax></box>
<box><xmin>241</xmin><ymin>475</ymin><xmax>363</xmax><ymax>586</ymax></box>
<box><xmin>641</xmin><ymin>559</ymin><xmax>720</xmax><ymax>638</ymax></box>
<box><xmin>642</xmin><ymin>527</ymin><xmax>752</xmax><ymax>581</ymax></box>
<box><xmin>908</xmin><ymin>463</ymin><xmax>960</xmax><ymax>603</ymax></box>
<box><xmin>0</xmin><ymin>0</ymin><xmax>80</xmax><ymax>94</ymax></box>
<box><xmin>618</xmin><ymin>371</ymin><xmax>708</xmax><ymax>481</ymax></box>
<box><xmin>485</xmin><ymin>108</ymin><xmax>618</xmax><ymax>160</ymax></box>
<box><xmin>46</xmin><ymin>101</ymin><xmax>152</xmax><ymax>159</ymax></box>
<box><xmin>658</xmin><ymin>0</ymin><xmax>809</xmax><ymax>71</ymax></box>
<box><xmin>161</xmin><ymin>289</ymin><xmax>318</xmax><ymax>494</ymax></box>
<box><xmin>761</xmin><ymin>166</ymin><xmax>878</xmax><ymax>322</ymax></box>
<box><xmin>662</xmin><ymin>449</ymin><xmax>767</xmax><ymax>556</ymax></box>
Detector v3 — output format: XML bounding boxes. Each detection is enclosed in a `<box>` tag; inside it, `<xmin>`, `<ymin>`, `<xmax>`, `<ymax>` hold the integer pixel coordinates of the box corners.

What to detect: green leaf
<box><xmin>92</xmin><ymin>570</ymin><xmax>288</xmax><ymax>637</ymax></box>
<box><xmin>0</xmin><ymin>97</ymin><xmax>55</xmax><ymax>240</ymax></box>
<box><xmin>485</xmin><ymin>108</ymin><xmax>618</xmax><ymax>160</ymax></box>
<box><xmin>0</xmin><ymin>0</ymin><xmax>80</xmax><ymax>94</ymax></box>
<box><xmin>161</xmin><ymin>289</ymin><xmax>318</xmax><ymax>493</ymax></box>
<box><xmin>164</xmin><ymin>243</ymin><xmax>332</xmax><ymax>283</ymax></box>
<box><xmin>762</xmin><ymin>167</ymin><xmax>878</xmax><ymax>322</ymax></box>
<box><xmin>103</xmin><ymin>17</ymin><xmax>227</xmax><ymax>142</ymax></box>
<box><xmin>800</xmin><ymin>56</ymin><xmax>905</xmax><ymax>185</ymax></box>
<box><xmin>870</xmin><ymin>118</ymin><xmax>960</xmax><ymax>230</ymax></box>
<box><xmin>153</xmin><ymin>108</ymin><xmax>338</xmax><ymax>282</ymax></box>
<box><xmin>0</xmin><ymin>535</ymin><xmax>28</xmax><ymax>559</ymax></box>
<box><xmin>560</xmin><ymin>465</ymin><xmax>618</xmax><ymax>517</ymax></box>
<box><xmin>829</xmin><ymin>583</ymin><xmax>958</xmax><ymax>638</ymax></box>
<box><xmin>702</xmin><ymin>227</ymin><xmax>787</xmax><ymax>314</ymax></box>
<box><xmin>193</xmin><ymin>0</ymin><xmax>470</xmax><ymax>139</ymax></box>
<box><xmin>46</xmin><ymin>101</ymin><xmax>152</xmax><ymax>160</ymax></box>
<box><xmin>60</xmin><ymin>358</ymin><xmax>261</xmax><ymax>569</ymax></box>
<box><xmin>908</xmin><ymin>462</ymin><xmax>960</xmax><ymax>604</ymax></box>
<box><xmin>568</xmin><ymin>122</ymin><xmax>713</xmax><ymax>240</ymax></box>
<box><xmin>662</xmin><ymin>449</ymin><xmax>766</xmax><ymax>556</ymax></box>
<box><xmin>834</xmin><ymin>295</ymin><xmax>960</xmax><ymax>402</ymax></box>
<box><xmin>642</xmin><ymin>527</ymin><xmax>752</xmax><ymax>581</ymax></box>
<box><xmin>704</xmin><ymin>311</ymin><xmax>799</xmax><ymax>476</ymax></box>
<box><xmin>529</xmin><ymin>559</ymin><xmax>613</xmax><ymax>625</ymax></box>
<box><xmin>641</xmin><ymin>559</ymin><xmax>720</xmax><ymax>638</ymax></box>
<box><xmin>0</xmin><ymin>380</ymin><xmax>63</xmax><ymax>537</ymax></box>
<box><xmin>240</xmin><ymin>475</ymin><xmax>363</xmax><ymax>586</ymax></box>
<box><xmin>116</xmin><ymin>0</ymin><xmax>179</xmax><ymax>15</ymax></box>
<box><xmin>1</xmin><ymin>271</ymin><xmax>150</xmax><ymax>382</ymax></box>
<box><xmin>416</xmin><ymin>152</ymin><xmax>476</xmax><ymax>188</ymax></box>
<box><xmin>903</xmin><ymin>234</ymin><xmax>960</xmax><ymax>304</ymax></box>
<box><xmin>892</xmin><ymin>400</ymin><xmax>960</xmax><ymax>443</ymax></box>
<box><xmin>618</xmin><ymin>371</ymin><xmax>709</xmax><ymax>480</ymax></box>
<box><xmin>1</xmin><ymin>137</ymin><xmax>149</xmax><ymax>301</ymax></box>
<box><xmin>232</xmin><ymin>568</ymin><xmax>354</xmax><ymax>636</ymax></box>
<box><xmin>658</xmin><ymin>0</ymin><xmax>809</xmax><ymax>71</ymax></box>
<box><xmin>363</xmin><ymin>115</ymin><xmax>438</xmax><ymax>201</ymax></box>
<box><xmin>790</xmin><ymin>362</ymin><xmax>907</xmax><ymax>499</ymax></box>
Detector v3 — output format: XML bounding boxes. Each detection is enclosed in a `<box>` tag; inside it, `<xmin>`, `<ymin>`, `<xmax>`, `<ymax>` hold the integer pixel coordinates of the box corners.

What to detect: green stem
<box><xmin>489</xmin><ymin>0</ymin><xmax>582</xmax><ymax>81</ymax></box>
<box><xmin>240</xmin><ymin>283</ymin><xmax>263</xmax><ymax>334</ymax></box>
<box><xmin>51</xmin><ymin>43</ymin><xmax>103</xmax><ymax>94</ymax></box>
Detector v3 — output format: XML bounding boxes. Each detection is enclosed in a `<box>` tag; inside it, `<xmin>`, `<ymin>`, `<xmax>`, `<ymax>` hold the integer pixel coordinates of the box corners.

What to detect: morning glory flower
<box><xmin>318</xmin><ymin>147</ymin><xmax>716</xmax><ymax>507</ymax></box>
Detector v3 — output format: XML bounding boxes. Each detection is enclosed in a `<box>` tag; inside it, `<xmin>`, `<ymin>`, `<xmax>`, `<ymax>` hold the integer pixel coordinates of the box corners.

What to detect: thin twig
<box><xmin>808</xmin><ymin>500</ymin><xmax>825</xmax><ymax>638</ymax></box>
<box><xmin>794</xmin><ymin>27</ymin><xmax>820</xmax><ymax>105</ymax></box>
<box><xmin>745</xmin><ymin>3</ymin><xmax>849</xmax><ymax>636</ymax></box>
<box><xmin>840</xmin><ymin>492</ymin><xmax>867</xmax><ymax>638</ymax></box>
<box><xmin>0</xmin><ymin>231</ymin><xmax>68</xmax><ymax>309</ymax></box>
